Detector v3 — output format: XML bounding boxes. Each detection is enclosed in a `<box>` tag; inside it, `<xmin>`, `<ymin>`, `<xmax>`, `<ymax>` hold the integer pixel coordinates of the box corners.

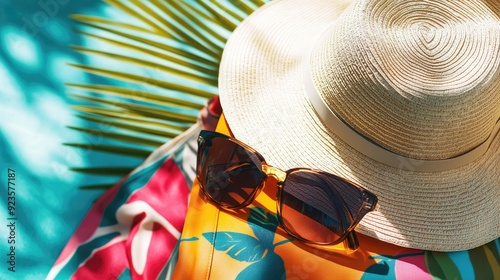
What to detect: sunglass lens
<box><xmin>280</xmin><ymin>170</ymin><xmax>365</xmax><ymax>244</ymax></box>
<box><xmin>199</xmin><ymin>136</ymin><xmax>264</xmax><ymax>208</ymax></box>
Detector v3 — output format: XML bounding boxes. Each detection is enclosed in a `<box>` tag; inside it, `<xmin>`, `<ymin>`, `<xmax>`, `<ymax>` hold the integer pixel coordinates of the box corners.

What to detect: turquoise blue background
<box><xmin>0</xmin><ymin>1</ymin><xmax>142</xmax><ymax>278</ymax></box>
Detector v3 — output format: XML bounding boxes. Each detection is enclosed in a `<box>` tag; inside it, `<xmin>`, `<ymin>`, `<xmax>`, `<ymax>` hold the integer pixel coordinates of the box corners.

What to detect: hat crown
<box><xmin>310</xmin><ymin>0</ymin><xmax>500</xmax><ymax>160</ymax></box>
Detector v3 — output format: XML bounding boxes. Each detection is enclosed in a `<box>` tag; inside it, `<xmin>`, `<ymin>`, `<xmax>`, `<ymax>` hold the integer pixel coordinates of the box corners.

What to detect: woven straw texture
<box><xmin>219</xmin><ymin>0</ymin><xmax>500</xmax><ymax>251</ymax></box>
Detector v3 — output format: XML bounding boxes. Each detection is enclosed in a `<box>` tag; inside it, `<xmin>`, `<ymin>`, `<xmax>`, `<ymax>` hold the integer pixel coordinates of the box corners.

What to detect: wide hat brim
<box><xmin>218</xmin><ymin>0</ymin><xmax>500</xmax><ymax>251</ymax></box>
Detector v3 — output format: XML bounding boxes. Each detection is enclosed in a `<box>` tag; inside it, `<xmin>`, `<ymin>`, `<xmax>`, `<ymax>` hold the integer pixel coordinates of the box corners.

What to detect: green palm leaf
<box><xmin>70</xmin><ymin>93</ymin><xmax>199</xmax><ymax>122</ymax></box>
<box><xmin>68</xmin><ymin>0</ymin><xmax>268</xmax><ymax>190</ymax></box>
<box><xmin>69</xmin><ymin>167</ymin><xmax>133</xmax><ymax>176</ymax></box>
<box><xmin>67</xmin><ymin>83</ymin><xmax>204</xmax><ymax>109</ymax></box>
<box><xmin>64</xmin><ymin>143</ymin><xmax>153</xmax><ymax>158</ymax></box>
<box><xmin>73</xmin><ymin>108</ymin><xmax>191</xmax><ymax>131</ymax></box>
<box><xmin>74</xmin><ymin>113</ymin><xmax>185</xmax><ymax>138</ymax></box>
<box><xmin>68</xmin><ymin>64</ymin><xmax>216</xmax><ymax>98</ymax></box>
<box><xmin>71</xmin><ymin>18</ymin><xmax>219</xmax><ymax>65</ymax></box>
<box><xmin>73</xmin><ymin>30</ymin><xmax>219</xmax><ymax>75</ymax></box>
<box><xmin>70</xmin><ymin>46</ymin><xmax>218</xmax><ymax>85</ymax></box>
<box><xmin>80</xmin><ymin>183</ymin><xmax>118</xmax><ymax>190</ymax></box>
<box><xmin>67</xmin><ymin>126</ymin><xmax>167</xmax><ymax>147</ymax></box>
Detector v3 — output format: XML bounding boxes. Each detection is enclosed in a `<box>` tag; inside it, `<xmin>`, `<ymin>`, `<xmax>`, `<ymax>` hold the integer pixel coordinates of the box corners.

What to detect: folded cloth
<box><xmin>173</xmin><ymin>113</ymin><xmax>500</xmax><ymax>280</ymax></box>
<box><xmin>48</xmin><ymin>97</ymin><xmax>222</xmax><ymax>280</ymax></box>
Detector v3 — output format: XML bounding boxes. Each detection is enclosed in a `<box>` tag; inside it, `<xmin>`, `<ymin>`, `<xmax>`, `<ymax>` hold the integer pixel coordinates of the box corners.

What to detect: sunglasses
<box><xmin>196</xmin><ymin>130</ymin><xmax>378</xmax><ymax>250</ymax></box>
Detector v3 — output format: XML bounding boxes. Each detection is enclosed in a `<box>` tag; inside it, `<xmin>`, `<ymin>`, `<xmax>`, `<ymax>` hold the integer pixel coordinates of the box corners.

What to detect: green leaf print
<box><xmin>425</xmin><ymin>251</ymin><xmax>461</xmax><ymax>280</ymax></box>
<box><xmin>247</xmin><ymin>207</ymin><xmax>279</xmax><ymax>248</ymax></box>
<box><xmin>202</xmin><ymin>232</ymin><xmax>267</xmax><ymax>262</ymax></box>
<box><xmin>201</xmin><ymin>207</ymin><xmax>289</xmax><ymax>279</ymax></box>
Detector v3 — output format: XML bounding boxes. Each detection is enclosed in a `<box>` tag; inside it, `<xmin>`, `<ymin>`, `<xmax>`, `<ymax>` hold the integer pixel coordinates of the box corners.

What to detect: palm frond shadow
<box><xmin>67</xmin><ymin>1</ymin><xmax>268</xmax><ymax>190</ymax></box>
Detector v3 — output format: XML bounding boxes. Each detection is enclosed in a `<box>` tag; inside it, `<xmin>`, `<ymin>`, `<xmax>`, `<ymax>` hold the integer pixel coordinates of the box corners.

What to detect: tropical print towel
<box><xmin>48</xmin><ymin>98</ymin><xmax>222</xmax><ymax>280</ymax></box>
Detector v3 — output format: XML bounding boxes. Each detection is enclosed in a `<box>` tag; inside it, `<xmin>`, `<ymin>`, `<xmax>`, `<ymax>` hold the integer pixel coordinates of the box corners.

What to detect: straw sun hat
<box><xmin>218</xmin><ymin>0</ymin><xmax>500</xmax><ymax>251</ymax></box>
